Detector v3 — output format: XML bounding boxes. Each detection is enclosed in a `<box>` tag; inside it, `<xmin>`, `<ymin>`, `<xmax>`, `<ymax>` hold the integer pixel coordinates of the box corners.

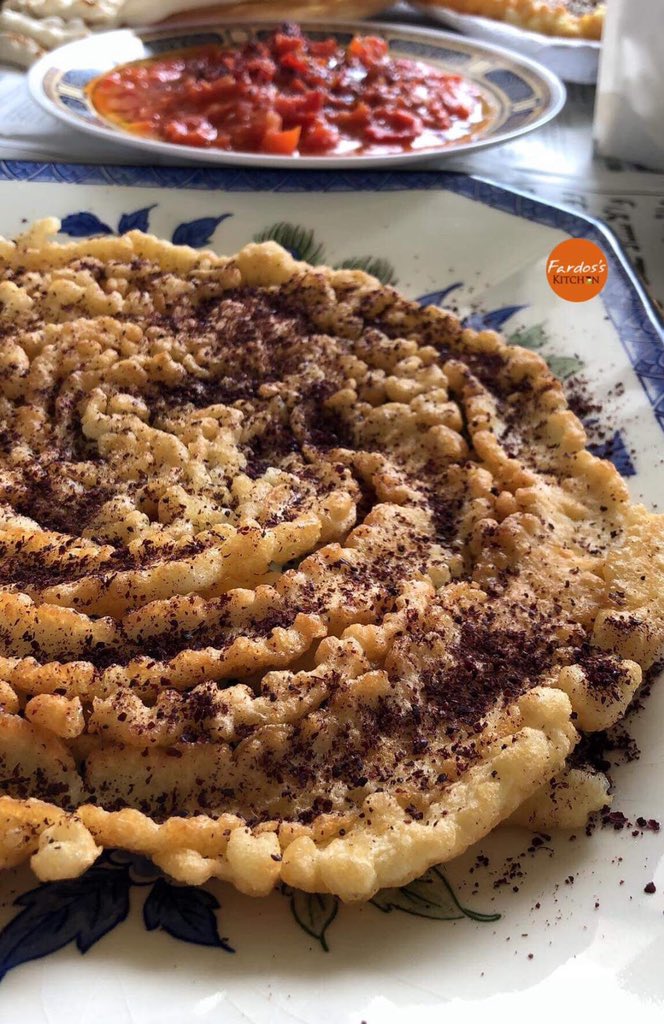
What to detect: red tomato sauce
<box><xmin>89</xmin><ymin>24</ymin><xmax>488</xmax><ymax>157</ymax></box>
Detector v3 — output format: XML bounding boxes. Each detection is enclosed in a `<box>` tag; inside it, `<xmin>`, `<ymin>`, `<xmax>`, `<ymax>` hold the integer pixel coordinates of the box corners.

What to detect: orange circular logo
<box><xmin>546</xmin><ymin>239</ymin><xmax>608</xmax><ymax>302</ymax></box>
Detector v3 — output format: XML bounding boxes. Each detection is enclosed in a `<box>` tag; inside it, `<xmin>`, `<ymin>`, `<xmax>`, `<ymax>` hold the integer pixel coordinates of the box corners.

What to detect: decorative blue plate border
<box><xmin>1</xmin><ymin>161</ymin><xmax>662</xmax><ymax>429</ymax></box>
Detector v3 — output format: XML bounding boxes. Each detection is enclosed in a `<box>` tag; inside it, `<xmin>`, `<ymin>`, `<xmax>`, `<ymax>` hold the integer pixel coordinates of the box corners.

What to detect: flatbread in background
<box><xmin>416</xmin><ymin>0</ymin><xmax>604</xmax><ymax>40</ymax></box>
<box><xmin>159</xmin><ymin>0</ymin><xmax>390</xmax><ymax>27</ymax></box>
<box><xmin>0</xmin><ymin>5</ymin><xmax>100</xmax><ymax>66</ymax></box>
<box><xmin>0</xmin><ymin>0</ymin><xmax>390</xmax><ymax>67</ymax></box>
<box><xmin>126</xmin><ymin>0</ymin><xmax>389</xmax><ymax>25</ymax></box>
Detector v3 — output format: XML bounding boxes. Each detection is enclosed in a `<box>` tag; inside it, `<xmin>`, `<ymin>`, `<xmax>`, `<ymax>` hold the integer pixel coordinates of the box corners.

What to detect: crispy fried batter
<box><xmin>418</xmin><ymin>0</ymin><xmax>604</xmax><ymax>40</ymax></box>
<box><xmin>0</xmin><ymin>221</ymin><xmax>658</xmax><ymax>900</ymax></box>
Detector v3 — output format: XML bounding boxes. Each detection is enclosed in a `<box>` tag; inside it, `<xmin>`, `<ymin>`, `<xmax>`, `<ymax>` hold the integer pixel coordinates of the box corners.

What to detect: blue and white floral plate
<box><xmin>26</xmin><ymin>22</ymin><xmax>565</xmax><ymax>169</ymax></box>
<box><xmin>0</xmin><ymin>161</ymin><xmax>662</xmax><ymax>1023</ymax></box>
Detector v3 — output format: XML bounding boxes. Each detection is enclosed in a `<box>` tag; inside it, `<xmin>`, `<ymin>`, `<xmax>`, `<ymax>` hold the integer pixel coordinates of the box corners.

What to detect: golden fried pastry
<box><xmin>0</xmin><ymin>220</ymin><xmax>659</xmax><ymax>900</ymax></box>
<box><xmin>419</xmin><ymin>0</ymin><xmax>605</xmax><ymax>40</ymax></box>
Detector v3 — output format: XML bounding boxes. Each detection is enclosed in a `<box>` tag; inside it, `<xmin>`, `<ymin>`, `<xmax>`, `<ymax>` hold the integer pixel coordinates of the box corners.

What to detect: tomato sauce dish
<box><xmin>28</xmin><ymin>21</ymin><xmax>566</xmax><ymax>168</ymax></box>
<box><xmin>88</xmin><ymin>26</ymin><xmax>489</xmax><ymax>158</ymax></box>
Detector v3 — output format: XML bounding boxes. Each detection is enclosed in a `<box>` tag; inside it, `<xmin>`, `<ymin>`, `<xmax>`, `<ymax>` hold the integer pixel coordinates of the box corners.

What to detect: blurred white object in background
<box><xmin>594</xmin><ymin>0</ymin><xmax>664</xmax><ymax>171</ymax></box>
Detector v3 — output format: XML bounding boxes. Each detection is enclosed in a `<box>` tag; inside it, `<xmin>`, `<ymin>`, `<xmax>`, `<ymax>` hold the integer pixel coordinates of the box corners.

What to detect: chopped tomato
<box><xmin>275</xmin><ymin>90</ymin><xmax>324</xmax><ymax>128</ymax></box>
<box><xmin>279</xmin><ymin>51</ymin><xmax>309</xmax><ymax>76</ymax></box>
<box><xmin>230</xmin><ymin>109</ymin><xmax>282</xmax><ymax>150</ymax></box>
<box><xmin>334</xmin><ymin>101</ymin><xmax>370</xmax><ymax>132</ymax></box>
<box><xmin>187</xmin><ymin>75</ymin><xmax>241</xmax><ymax>105</ymax></box>
<box><xmin>245</xmin><ymin>57</ymin><xmax>276</xmax><ymax>82</ymax></box>
<box><xmin>262</xmin><ymin>125</ymin><xmax>301</xmax><ymax>154</ymax></box>
<box><xmin>300</xmin><ymin>118</ymin><xmax>339</xmax><ymax>153</ymax></box>
<box><xmin>309</xmin><ymin>38</ymin><xmax>338</xmax><ymax>58</ymax></box>
<box><xmin>89</xmin><ymin>24</ymin><xmax>484</xmax><ymax>157</ymax></box>
<box><xmin>364</xmin><ymin>106</ymin><xmax>422</xmax><ymax>144</ymax></box>
<box><xmin>347</xmin><ymin>35</ymin><xmax>388</xmax><ymax>66</ymax></box>
<box><xmin>273</xmin><ymin>32</ymin><xmax>304</xmax><ymax>56</ymax></box>
<box><xmin>163</xmin><ymin>116</ymin><xmax>217</xmax><ymax>146</ymax></box>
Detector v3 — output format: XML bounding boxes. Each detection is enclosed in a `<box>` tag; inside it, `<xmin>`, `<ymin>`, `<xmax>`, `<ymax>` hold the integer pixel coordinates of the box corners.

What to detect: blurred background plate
<box><xmin>158</xmin><ymin>0</ymin><xmax>390</xmax><ymax>25</ymax></box>
<box><xmin>413</xmin><ymin>2</ymin><xmax>601</xmax><ymax>83</ymax></box>
<box><xmin>27</xmin><ymin>21</ymin><xmax>565</xmax><ymax>168</ymax></box>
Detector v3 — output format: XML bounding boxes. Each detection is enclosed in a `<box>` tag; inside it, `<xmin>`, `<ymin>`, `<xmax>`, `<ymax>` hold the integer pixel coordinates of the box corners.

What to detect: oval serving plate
<box><xmin>27</xmin><ymin>21</ymin><xmax>566</xmax><ymax>169</ymax></box>
<box><xmin>413</xmin><ymin>2</ymin><xmax>600</xmax><ymax>84</ymax></box>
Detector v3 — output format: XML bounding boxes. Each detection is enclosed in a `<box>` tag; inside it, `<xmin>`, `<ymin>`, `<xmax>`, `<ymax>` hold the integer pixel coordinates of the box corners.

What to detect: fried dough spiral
<box><xmin>0</xmin><ymin>221</ymin><xmax>659</xmax><ymax>899</ymax></box>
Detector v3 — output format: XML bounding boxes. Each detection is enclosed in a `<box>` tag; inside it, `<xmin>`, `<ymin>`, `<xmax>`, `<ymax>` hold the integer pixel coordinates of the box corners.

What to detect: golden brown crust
<box><xmin>161</xmin><ymin>1</ymin><xmax>391</xmax><ymax>27</ymax></box>
<box><xmin>419</xmin><ymin>0</ymin><xmax>604</xmax><ymax>40</ymax></box>
<box><xmin>0</xmin><ymin>221</ymin><xmax>659</xmax><ymax>900</ymax></box>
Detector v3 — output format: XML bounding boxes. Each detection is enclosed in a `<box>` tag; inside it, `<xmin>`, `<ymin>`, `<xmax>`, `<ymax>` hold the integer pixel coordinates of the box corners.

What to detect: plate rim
<box><xmin>1</xmin><ymin>159</ymin><xmax>661</xmax><ymax>425</ymax></box>
<box><xmin>26</xmin><ymin>19</ymin><xmax>567</xmax><ymax>170</ymax></box>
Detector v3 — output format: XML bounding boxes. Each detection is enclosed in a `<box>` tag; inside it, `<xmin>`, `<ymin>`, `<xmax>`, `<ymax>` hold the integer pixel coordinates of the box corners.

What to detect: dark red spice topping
<box><xmin>418</xmin><ymin>613</ymin><xmax>558</xmax><ymax>729</ymax></box>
